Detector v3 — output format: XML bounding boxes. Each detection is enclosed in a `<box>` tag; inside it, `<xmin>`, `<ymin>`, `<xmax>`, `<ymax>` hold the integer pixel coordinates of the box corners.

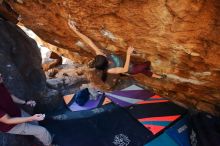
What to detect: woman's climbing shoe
<box><xmin>153</xmin><ymin>73</ymin><xmax>167</xmax><ymax>79</ymax></box>
<box><xmin>157</xmin><ymin>74</ymin><xmax>167</xmax><ymax>80</ymax></box>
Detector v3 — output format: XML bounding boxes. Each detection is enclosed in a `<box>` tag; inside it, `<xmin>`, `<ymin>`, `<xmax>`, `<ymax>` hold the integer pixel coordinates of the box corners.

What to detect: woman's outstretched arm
<box><xmin>68</xmin><ymin>20</ymin><xmax>105</xmax><ymax>56</ymax></box>
<box><xmin>107</xmin><ymin>46</ymin><xmax>134</xmax><ymax>74</ymax></box>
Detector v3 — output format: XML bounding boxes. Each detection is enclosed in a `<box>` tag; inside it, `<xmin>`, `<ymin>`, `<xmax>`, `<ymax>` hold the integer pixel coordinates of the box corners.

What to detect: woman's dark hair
<box><xmin>94</xmin><ymin>55</ymin><xmax>108</xmax><ymax>82</ymax></box>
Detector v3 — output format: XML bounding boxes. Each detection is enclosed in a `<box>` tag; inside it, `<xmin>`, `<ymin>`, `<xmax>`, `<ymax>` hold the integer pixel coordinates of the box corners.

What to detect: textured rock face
<box><xmin>7</xmin><ymin>0</ymin><xmax>220</xmax><ymax>114</ymax></box>
<box><xmin>0</xmin><ymin>18</ymin><xmax>46</xmax><ymax>99</ymax></box>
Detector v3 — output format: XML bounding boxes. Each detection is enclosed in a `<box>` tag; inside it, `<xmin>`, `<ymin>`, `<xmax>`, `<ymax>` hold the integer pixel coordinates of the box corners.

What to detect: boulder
<box><xmin>0</xmin><ymin>18</ymin><xmax>46</xmax><ymax>100</ymax></box>
<box><xmin>6</xmin><ymin>0</ymin><xmax>220</xmax><ymax>113</ymax></box>
<box><xmin>42</xmin><ymin>51</ymin><xmax>63</xmax><ymax>71</ymax></box>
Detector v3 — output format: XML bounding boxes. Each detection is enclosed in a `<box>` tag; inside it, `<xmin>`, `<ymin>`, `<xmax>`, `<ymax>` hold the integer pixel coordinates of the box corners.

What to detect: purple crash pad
<box><xmin>105</xmin><ymin>85</ymin><xmax>155</xmax><ymax>107</ymax></box>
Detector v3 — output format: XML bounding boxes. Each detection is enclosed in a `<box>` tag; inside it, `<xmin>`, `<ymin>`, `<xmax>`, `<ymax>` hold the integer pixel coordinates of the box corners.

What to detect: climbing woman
<box><xmin>68</xmin><ymin>20</ymin><xmax>165</xmax><ymax>82</ymax></box>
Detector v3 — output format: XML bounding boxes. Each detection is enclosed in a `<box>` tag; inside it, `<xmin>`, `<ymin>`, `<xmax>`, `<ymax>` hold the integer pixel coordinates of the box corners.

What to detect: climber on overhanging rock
<box><xmin>68</xmin><ymin>20</ymin><xmax>165</xmax><ymax>82</ymax></box>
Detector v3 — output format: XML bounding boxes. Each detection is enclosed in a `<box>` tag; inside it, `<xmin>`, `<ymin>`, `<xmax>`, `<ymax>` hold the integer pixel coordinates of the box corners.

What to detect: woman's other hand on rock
<box><xmin>68</xmin><ymin>19</ymin><xmax>78</xmax><ymax>32</ymax></box>
<box><xmin>127</xmin><ymin>46</ymin><xmax>134</xmax><ymax>55</ymax></box>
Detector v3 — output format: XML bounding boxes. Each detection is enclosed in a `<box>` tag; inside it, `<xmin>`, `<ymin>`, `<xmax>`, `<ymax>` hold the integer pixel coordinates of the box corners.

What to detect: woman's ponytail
<box><xmin>101</xmin><ymin>69</ymin><xmax>108</xmax><ymax>82</ymax></box>
<box><xmin>94</xmin><ymin>55</ymin><xmax>109</xmax><ymax>82</ymax></box>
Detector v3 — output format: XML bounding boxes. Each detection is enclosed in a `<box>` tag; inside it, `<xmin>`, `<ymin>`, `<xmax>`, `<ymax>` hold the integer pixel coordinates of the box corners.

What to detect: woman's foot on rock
<box><xmin>152</xmin><ymin>73</ymin><xmax>167</xmax><ymax>79</ymax></box>
<box><xmin>160</xmin><ymin>74</ymin><xmax>167</xmax><ymax>79</ymax></box>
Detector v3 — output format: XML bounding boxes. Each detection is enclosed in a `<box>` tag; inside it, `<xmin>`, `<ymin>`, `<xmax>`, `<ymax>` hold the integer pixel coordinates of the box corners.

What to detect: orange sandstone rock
<box><xmin>6</xmin><ymin>0</ymin><xmax>220</xmax><ymax>114</ymax></box>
